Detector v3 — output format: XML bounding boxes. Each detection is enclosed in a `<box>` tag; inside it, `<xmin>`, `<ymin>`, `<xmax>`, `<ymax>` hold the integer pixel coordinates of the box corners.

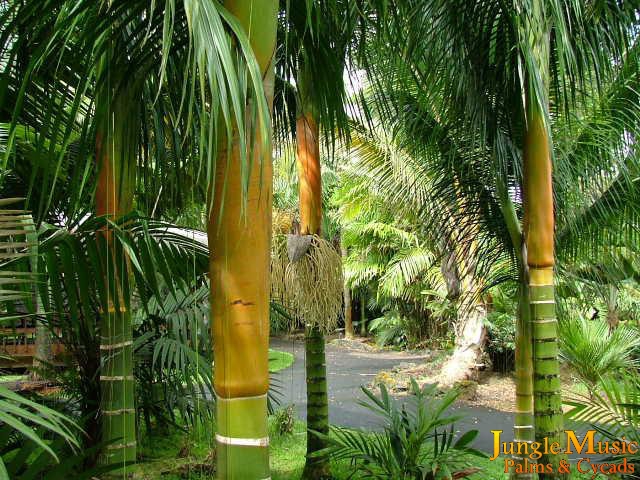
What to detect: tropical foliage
<box><xmin>559</xmin><ymin>317</ymin><xmax>640</xmax><ymax>387</ymax></box>
<box><xmin>318</xmin><ymin>380</ymin><xmax>484</xmax><ymax>480</ymax></box>
<box><xmin>0</xmin><ymin>0</ymin><xmax>638</xmax><ymax>479</ymax></box>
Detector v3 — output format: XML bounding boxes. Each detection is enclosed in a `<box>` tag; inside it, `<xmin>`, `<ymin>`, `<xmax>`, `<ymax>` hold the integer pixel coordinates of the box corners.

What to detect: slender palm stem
<box><xmin>341</xmin><ymin>239</ymin><xmax>354</xmax><ymax>338</ymax></box>
<box><xmin>523</xmin><ymin>98</ymin><xmax>566</xmax><ymax>479</ymax></box>
<box><xmin>295</xmin><ymin>65</ymin><xmax>332</xmax><ymax>479</ymax></box>
<box><xmin>512</xmin><ymin>268</ymin><xmax>534</xmax><ymax>480</ymax></box>
<box><xmin>518</xmin><ymin>4</ymin><xmax>566</xmax><ymax>475</ymax></box>
<box><xmin>95</xmin><ymin>87</ymin><xmax>137</xmax><ymax>470</ymax></box>
<box><xmin>303</xmin><ymin>324</ymin><xmax>330</xmax><ymax>478</ymax></box>
<box><xmin>360</xmin><ymin>294</ymin><xmax>367</xmax><ymax>335</ymax></box>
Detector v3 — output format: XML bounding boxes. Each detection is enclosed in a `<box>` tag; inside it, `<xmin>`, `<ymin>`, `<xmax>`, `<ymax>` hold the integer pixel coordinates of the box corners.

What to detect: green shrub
<box><xmin>368</xmin><ymin>310</ymin><xmax>440</xmax><ymax>349</ymax></box>
<box><xmin>315</xmin><ymin>379</ymin><xmax>485</xmax><ymax>479</ymax></box>
<box><xmin>369</xmin><ymin>312</ymin><xmax>408</xmax><ymax>348</ymax></box>
<box><xmin>559</xmin><ymin>317</ymin><xmax>640</xmax><ymax>386</ymax></box>
<box><xmin>272</xmin><ymin>405</ymin><xmax>296</xmax><ymax>436</ymax></box>
<box><xmin>484</xmin><ymin>311</ymin><xmax>516</xmax><ymax>373</ymax></box>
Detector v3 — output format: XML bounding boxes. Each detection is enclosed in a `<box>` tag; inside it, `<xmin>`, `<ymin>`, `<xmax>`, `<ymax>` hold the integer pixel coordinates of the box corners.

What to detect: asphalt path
<box><xmin>270</xmin><ymin>337</ymin><xmax>600</xmax><ymax>459</ymax></box>
<box><xmin>269</xmin><ymin>337</ymin><xmax>515</xmax><ymax>454</ymax></box>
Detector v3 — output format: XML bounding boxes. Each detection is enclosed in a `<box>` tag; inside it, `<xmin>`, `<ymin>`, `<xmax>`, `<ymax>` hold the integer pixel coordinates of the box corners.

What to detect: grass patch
<box><xmin>132</xmin><ymin>422</ymin><xmax>215</xmax><ymax>480</ymax></box>
<box><xmin>269</xmin><ymin>349</ymin><xmax>294</xmax><ymax>373</ymax></box>
<box><xmin>269</xmin><ymin>420</ymin><xmax>355</xmax><ymax>480</ymax></box>
<box><xmin>0</xmin><ymin>374</ymin><xmax>26</xmax><ymax>382</ymax></box>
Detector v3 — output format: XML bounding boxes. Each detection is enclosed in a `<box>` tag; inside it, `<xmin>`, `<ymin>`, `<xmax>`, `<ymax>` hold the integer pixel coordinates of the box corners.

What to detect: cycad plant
<box><xmin>565</xmin><ymin>373</ymin><xmax>640</xmax><ymax>473</ymax></box>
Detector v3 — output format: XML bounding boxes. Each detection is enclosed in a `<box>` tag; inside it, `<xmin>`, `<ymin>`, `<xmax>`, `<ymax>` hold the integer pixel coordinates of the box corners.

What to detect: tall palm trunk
<box><xmin>95</xmin><ymin>87</ymin><xmax>137</xmax><ymax>469</ymax></box>
<box><xmin>519</xmin><ymin>5</ymin><xmax>566</xmax><ymax>476</ymax></box>
<box><xmin>523</xmin><ymin>95</ymin><xmax>565</xmax><ymax>477</ymax></box>
<box><xmin>295</xmin><ymin>71</ymin><xmax>332</xmax><ymax>480</ymax></box>
<box><xmin>209</xmin><ymin>2</ymin><xmax>277</xmax><ymax>479</ymax></box>
<box><xmin>360</xmin><ymin>294</ymin><xmax>366</xmax><ymax>335</ymax></box>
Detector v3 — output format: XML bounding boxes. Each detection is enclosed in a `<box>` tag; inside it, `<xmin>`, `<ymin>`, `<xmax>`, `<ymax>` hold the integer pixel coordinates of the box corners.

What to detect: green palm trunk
<box><xmin>95</xmin><ymin>85</ymin><xmax>138</xmax><ymax>469</ymax></box>
<box><xmin>302</xmin><ymin>325</ymin><xmax>331</xmax><ymax>479</ymax></box>
<box><xmin>529</xmin><ymin>266</ymin><xmax>563</xmax><ymax>473</ymax></box>
<box><xmin>99</xmin><ymin>302</ymin><xmax>136</xmax><ymax>466</ymax></box>
<box><xmin>520</xmin><ymin>5</ymin><xmax>566</xmax><ymax>476</ymax></box>
<box><xmin>512</xmin><ymin>271</ymin><xmax>534</xmax><ymax>479</ymax></box>
<box><xmin>209</xmin><ymin>2</ymin><xmax>278</xmax><ymax>479</ymax></box>
<box><xmin>496</xmin><ymin>173</ymin><xmax>536</xmax><ymax>479</ymax></box>
<box><xmin>523</xmin><ymin>94</ymin><xmax>566</xmax><ymax>479</ymax></box>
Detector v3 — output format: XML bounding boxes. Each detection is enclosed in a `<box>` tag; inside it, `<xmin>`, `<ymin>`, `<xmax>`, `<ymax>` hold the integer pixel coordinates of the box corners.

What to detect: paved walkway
<box><xmin>270</xmin><ymin>337</ymin><xmax>515</xmax><ymax>453</ymax></box>
<box><xmin>270</xmin><ymin>337</ymin><xmax>599</xmax><ymax>458</ymax></box>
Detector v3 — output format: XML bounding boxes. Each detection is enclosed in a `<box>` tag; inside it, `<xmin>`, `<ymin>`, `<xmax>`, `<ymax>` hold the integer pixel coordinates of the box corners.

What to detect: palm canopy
<box><xmin>0</xmin><ymin>0</ymin><xmax>271</xmax><ymax>221</ymax></box>
<box><xmin>351</xmin><ymin>0</ymin><xmax>640</xmax><ymax>287</ymax></box>
<box><xmin>273</xmin><ymin>0</ymin><xmax>378</xmax><ymax>157</ymax></box>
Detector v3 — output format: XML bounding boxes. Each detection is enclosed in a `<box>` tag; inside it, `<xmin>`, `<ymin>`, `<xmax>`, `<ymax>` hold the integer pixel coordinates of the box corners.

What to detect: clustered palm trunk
<box><xmin>95</xmin><ymin>86</ymin><xmax>138</xmax><ymax>468</ymax></box>
<box><xmin>295</xmin><ymin>67</ymin><xmax>332</xmax><ymax>479</ymax></box>
<box><xmin>208</xmin><ymin>1</ymin><xmax>278</xmax><ymax>479</ymax></box>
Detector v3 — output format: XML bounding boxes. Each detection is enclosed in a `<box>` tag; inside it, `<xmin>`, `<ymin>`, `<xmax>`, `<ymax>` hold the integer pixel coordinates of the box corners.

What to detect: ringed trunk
<box><xmin>209</xmin><ymin>2</ymin><xmax>277</xmax><ymax>479</ymax></box>
<box><xmin>512</xmin><ymin>268</ymin><xmax>535</xmax><ymax>480</ymax></box>
<box><xmin>296</xmin><ymin>82</ymin><xmax>332</xmax><ymax>479</ymax></box>
<box><xmin>523</xmin><ymin>97</ymin><xmax>566</xmax><ymax>478</ymax></box>
<box><xmin>95</xmin><ymin>89</ymin><xmax>137</xmax><ymax>470</ymax></box>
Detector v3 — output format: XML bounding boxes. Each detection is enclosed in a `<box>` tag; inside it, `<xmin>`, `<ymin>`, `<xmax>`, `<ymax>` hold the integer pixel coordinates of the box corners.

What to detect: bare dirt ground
<box><xmin>370</xmin><ymin>352</ymin><xmax>586</xmax><ymax>413</ymax></box>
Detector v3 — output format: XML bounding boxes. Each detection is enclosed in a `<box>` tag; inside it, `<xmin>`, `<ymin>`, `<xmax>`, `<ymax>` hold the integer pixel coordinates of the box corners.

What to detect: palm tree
<box><xmin>295</xmin><ymin>62</ymin><xmax>333</xmax><ymax>478</ymax></box>
<box><xmin>207</xmin><ymin>1</ymin><xmax>278</xmax><ymax>478</ymax></box>
<box><xmin>93</xmin><ymin>83</ymin><xmax>139</xmax><ymax>467</ymax></box>
<box><xmin>517</xmin><ymin>5</ymin><xmax>564</xmax><ymax>470</ymax></box>
<box><xmin>1</xmin><ymin>1</ymin><xmax>276</xmax><ymax>474</ymax></box>
<box><xmin>273</xmin><ymin>2</ymin><xmax>362</xmax><ymax>477</ymax></box>
<box><xmin>354</xmin><ymin>2</ymin><xmax>639</xmax><ymax>476</ymax></box>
